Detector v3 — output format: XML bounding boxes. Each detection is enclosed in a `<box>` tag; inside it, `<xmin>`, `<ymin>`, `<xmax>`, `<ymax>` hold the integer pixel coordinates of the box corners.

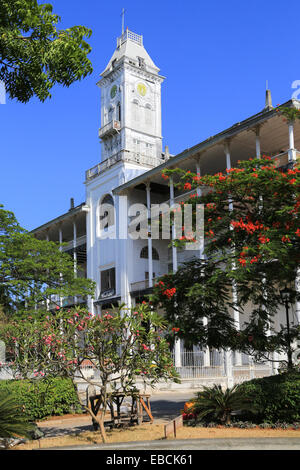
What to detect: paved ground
<box><xmin>47</xmin><ymin>437</ymin><xmax>300</xmax><ymax>450</ymax></box>
<box><xmin>37</xmin><ymin>391</ymin><xmax>196</xmax><ymax>438</ymax></box>
<box><xmin>29</xmin><ymin>391</ymin><xmax>300</xmax><ymax>451</ymax></box>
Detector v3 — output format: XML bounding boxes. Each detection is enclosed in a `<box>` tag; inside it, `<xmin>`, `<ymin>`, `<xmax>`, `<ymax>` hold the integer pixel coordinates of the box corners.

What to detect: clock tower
<box><xmin>97</xmin><ymin>28</ymin><xmax>167</xmax><ymax>168</ymax></box>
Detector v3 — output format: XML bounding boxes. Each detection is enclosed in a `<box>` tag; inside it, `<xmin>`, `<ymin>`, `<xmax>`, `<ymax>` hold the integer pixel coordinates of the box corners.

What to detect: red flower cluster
<box><xmin>214</xmin><ymin>172</ymin><xmax>226</xmax><ymax>181</ymax></box>
<box><xmin>258</xmin><ymin>235</ymin><xmax>270</xmax><ymax>244</ymax></box>
<box><xmin>231</xmin><ymin>218</ymin><xmax>265</xmax><ymax>234</ymax></box>
<box><xmin>163</xmin><ymin>288</ymin><xmax>176</xmax><ymax>299</ymax></box>
<box><xmin>184</xmin><ymin>182</ymin><xmax>192</xmax><ymax>191</ymax></box>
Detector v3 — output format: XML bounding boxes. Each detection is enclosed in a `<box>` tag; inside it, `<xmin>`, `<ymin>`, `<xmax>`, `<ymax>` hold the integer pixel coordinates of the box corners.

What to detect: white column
<box><xmin>73</xmin><ymin>218</ymin><xmax>77</xmax><ymax>305</ymax></box>
<box><xmin>45</xmin><ymin>231</ymin><xmax>50</xmax><ymax>311</ymax></box>
<box><xmin>288</xmin><ymin>121</ymin><xmax>296</xmax><ymax>162</ymax></box>
<box><xmin>272</xmin><ymin>351</ymin><xmax>279</xmax><ymax>375</ymax></box>
<box><xmin>119</xmin><ymin>194</ymin><xmax>131</xmax><ymax>310</ymax></box>
<box><xmin>224</xmin><ymin>142</ymin><xmax>242</xmax><ymax>366</ymax></box>
<box><xmin>195</xmin><ymin>159</ymin><xmax>210</xmax><ymax>367</ymax></box>
<box><xmin>224</xmin><ymin>141</ymin><xmax>232</xmax><ymax>171</ymax></box>
<box><xmin>169</xmin><ymin>177</ymin><xmax>178</xmax><ymax>272</ymax></box>
<box><xmin>146</xmin><ymin>183</ymin><xmax>153</xmax><ymax>288</ymax></box>
<box><xmin>58</xmin><ymin>225</ymin><xmax>63</xmax><ymax>308</ymax></box>
<box><xmin>170</xmin><ymin>176</ymin><xmax>181</xmax><ymax>367</ymax></box>
<box><xmin>255</xmin><ymin>126</ymin><xmax>261</xmax><ymax>158</ymax></box>
<box><xmin>224</xmin><ymin>349</ymin><xmax>234</xmax><ymax>388</ymax></box>
<box><xmin>295</xmin><ymin>268</ymin><xmax>300</xmax><ymax>324</ymax></box>
<box><xmin>73</xmin><ymin>219</ymin><xmax>77</xmax><ymax>276</ymax></box>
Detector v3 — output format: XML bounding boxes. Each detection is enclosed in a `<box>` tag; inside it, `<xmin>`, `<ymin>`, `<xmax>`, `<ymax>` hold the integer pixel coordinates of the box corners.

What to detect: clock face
<box><xmin>110</xmin><ymin>85</ymin><xmax>117</xmax><ymax>99</ymax></box>
<box><xmin>137</xmin><ymin>82</ymin><xmax>147</xmax><ymax>97</ymax></box>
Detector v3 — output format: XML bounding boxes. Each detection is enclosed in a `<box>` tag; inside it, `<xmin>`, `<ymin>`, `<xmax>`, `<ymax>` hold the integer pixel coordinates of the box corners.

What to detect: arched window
<box><xmin>117</xmin><ymin>102</ymin><xmax>121</xmax><ymax>122</ymax></box>
<box><xmin>145</xmin><ymin>103</ymin><xmax>152</xmax><ymax>126</ymax></box>
<box><xmin>132</xmin><ymin>99</ymin><xmax>139</xmax><ymax>122</ymax></box>
<box><xmin>140</xmin><ymin>246</ymin><xmax>159</xmax><ymax>260</ymax></box>
<box><xmin>99</xmin><ymin>194</ymin><xmax>115</xmax><ymax>230</ymax></box>
<box><xmin>108</xmin><ymin>106</ymin><xmax>114</xmax><ymax>122</ymax></box>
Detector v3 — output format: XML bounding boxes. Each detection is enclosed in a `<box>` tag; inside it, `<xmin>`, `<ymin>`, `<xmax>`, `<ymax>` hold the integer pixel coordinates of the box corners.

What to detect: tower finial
<box><xmin>265</xmin><ymin>80</ymin><xmax>273</xmax><ymax>110</ymax></box>
<box><xmin>121</xmin><ymin>8</ymin><xmax>125</xmax><ymax>34</ymax></box>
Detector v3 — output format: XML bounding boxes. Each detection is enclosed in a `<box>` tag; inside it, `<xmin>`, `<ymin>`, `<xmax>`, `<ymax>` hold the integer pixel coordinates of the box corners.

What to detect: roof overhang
<box><xmin>113</xmin><ymin>99</ymin><xmax>300</xmax><ymax>195</ymax></box>
<box><xmin>31</xmin><ymin>202</ymin><xmax>87</xmax><ymax>235</ymax></box>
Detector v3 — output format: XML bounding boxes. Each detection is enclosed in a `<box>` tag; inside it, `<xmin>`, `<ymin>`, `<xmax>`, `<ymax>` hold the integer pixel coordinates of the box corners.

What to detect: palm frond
<box><xmin>192</xmin><ymin>384</ymin><xmax>258</xmax><ymax>424</ymax></box>
<box><xmin>0</xmin><ymin>393</ymin><xmax>34</xmax><ymax>439</ymax></box>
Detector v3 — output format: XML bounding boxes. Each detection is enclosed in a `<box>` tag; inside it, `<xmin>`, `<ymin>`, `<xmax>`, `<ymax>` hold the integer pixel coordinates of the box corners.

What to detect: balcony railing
<box><xmin>86</xmin><ymin>151</ymin><xmax>166</xmax><ymax>181</ymax></box>
<box><xmin>48</xmin><ymin>295</ymin><xmax>86</xmax><ymax>310</ymax></box>
<box><xmin>271</xmin><ymin>150</ymin><xmax>300</xmax><ymax>167</ymax></box>
<box><xmin>130</xmin><ymin>278</ymin><xmax>157</xmax><ymax>292</ymax></box>
<box><xmin>98</xmin><ymin>120</ymin><xmax>121</xmax><ymax>140</ymax></box>
<box><xmin>117</xmin><ymin>30</ymin><xmax>143</xmax><ymax>48</ymax></box>
<box><xmin>61</xmin><ymin>235</ymin><xmax>86</xmax><ymax>252</ymax></box>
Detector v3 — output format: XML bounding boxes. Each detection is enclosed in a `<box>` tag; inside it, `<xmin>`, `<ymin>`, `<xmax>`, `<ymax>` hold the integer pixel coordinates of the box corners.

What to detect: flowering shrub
<box><xmin>151</xmin><ymin>154</ymin><xmax>300</xmax><ymax>361</ymax></box>
<box><xmin>0</xmin><ymin>303</ymin><xmax>180</xmax><ymax>442</ymax></box>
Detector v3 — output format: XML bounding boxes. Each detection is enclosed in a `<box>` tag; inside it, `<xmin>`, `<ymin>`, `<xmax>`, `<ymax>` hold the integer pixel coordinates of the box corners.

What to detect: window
<box><xmin>145</xmin><ymin>142</ymin><xmax>153</xmax><ymax>156</ymax></box>
<box><xmin>108</xmin><ymin>106</ymin><xmax>114</xmax><ymax>122</ymax></box>
<box><xmin>132</xmin><ymin>99</ymin><xmax>139</xmax><ymax>122</ymax></box>
<box><xmin>99</xmin><ymin>194</ymin><xmax>115</xmax><ymax>230</ymax></box>
<box><xmin>138</xmin><ymin>57</ymin><xmax>145</xmax><ymax>68</ymax></box>
<box><xmin>101</xmin><ymin>268</ymin><xmax>115</xmax><ymax>292</ymax></box>
<box><xmin>133</xmin><ymin>138</ymin><xmax>141</xmax><ymax>155</ymax></box>
<box><xmin>145</xmin><ymin>271</ymin><xmax>156</xmax><ymax>280</ymax></box>
<box><xmin>117</xmin><ymin>102</ymin><xmax>121</xmax><ymax>122</ymax></box>
<box><xmin>140</xmin><ymin>246</ymin><xmax>159</xmax><ymax>260</ymax></box>
<box><xmin>145</xmin><ymin>104</ymin><xmax>152</xmax><ymax>126</ymax></box>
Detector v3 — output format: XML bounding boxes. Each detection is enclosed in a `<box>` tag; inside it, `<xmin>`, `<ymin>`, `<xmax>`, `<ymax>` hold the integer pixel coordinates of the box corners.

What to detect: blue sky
<box><xmin>1</xmin><ymin>0</ymin><xmax>300</xmax><ymax>230</ymax></box>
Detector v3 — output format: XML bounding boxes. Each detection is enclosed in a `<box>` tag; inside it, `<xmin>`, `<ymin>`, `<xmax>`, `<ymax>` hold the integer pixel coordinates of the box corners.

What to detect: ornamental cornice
<box><xmin>98</xmin><ymin>68</ymin><xmax>123</xmax><ymax>87</ymax></box>
<box><xmin>123</xmin><ymin>64</ymin><xmax>164</xmax><ymax>84</ymax></box>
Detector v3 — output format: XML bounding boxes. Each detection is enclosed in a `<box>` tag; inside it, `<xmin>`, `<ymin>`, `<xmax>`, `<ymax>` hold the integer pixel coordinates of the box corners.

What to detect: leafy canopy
<box><xmin>0</xmin><ymin>303</ymin><xmax>180</xmax><ymax>442</ymax></box>
<box><xmin>0</xmin><ymin>0</ymin><xmax>92</xmax><ymax>102</ymax></box>
<box><xmin>0</xmin><ymin>205</ymin><xmax>95</xmax><ymax>314</ymax></box>
<box><xmin>152</xmin><ymin>154</ymin><xmax>300</xmax><ymax>363</ymax></box>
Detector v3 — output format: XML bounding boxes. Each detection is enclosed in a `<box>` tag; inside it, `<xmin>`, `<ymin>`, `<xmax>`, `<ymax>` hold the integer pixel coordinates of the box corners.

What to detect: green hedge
<box><xmin>238</xmin><ymin>370</ymin><xmax>300</xmax><ymax>423</ymax></box>
<box><xmin>0</xmin><ymin>378</ymin><xmax>83</xmax><ymax>421</ymax></box>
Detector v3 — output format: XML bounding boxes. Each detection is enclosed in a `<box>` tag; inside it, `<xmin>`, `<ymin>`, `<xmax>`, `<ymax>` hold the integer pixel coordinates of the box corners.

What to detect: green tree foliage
<box><xmin>0</xmin><ymin>392</ymin><xmax>34</xmax><ymax>440</ymax></box>
<box><xmin>0</xmin><ymin>303</ymin><xmax>180</xmax><ymax>442</ymax></box>
<box><xmin>0</xmin><ymin>205</ymin><xmax>95</xmax><ymax>314</ymax></box>
<box><xmin>152</xmin><ymin>153</ymin><xmax>300</xmax><ymax>364</ymax></box>
<box><xmin>0</xmin><ymin>0</ymin><xmax>92</xmax><ymax>102</ymax></box>
<box><xmin>0</xmin><ymin>378</ymin><xmax>82</xmax><ymax>420</ymax></box>
<box><xmin>239</xmin><ymin>371</ymin><xmax>300</xmax><ymax>423</ymax></box>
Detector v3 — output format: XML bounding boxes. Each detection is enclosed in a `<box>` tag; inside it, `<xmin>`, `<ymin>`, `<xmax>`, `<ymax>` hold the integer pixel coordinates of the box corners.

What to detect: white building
<box><xmin>33</xmin><ymin>28</ymin><xmax>300</xmax><ymax>388</ymax></box>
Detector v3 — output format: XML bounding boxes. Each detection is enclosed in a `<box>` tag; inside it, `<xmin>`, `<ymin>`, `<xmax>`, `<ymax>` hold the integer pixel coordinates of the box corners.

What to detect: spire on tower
<box><xmin>121</xmin><ymin>8</ymin><xmax>125</xmax><ymax>35</ymax></box>
<box><xmin>264</xmin><ymin>80</ymin><xmax>273</xmax><ymax>110</ymax></box>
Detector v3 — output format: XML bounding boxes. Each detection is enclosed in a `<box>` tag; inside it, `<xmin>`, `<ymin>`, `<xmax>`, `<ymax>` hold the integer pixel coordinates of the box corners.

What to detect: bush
<box><xmin>238</xmin><ymin>370</ymin><xmax>300</xmax><ymax>423</ymax></box>
<box><xmin>0</xmin><ymin>378</ymin><xmax>83</xmax><ymax>421</ymax></box>
<box><xmin>191</xmin><ymin>384</ymin><xmax>257</xmax><ymax>425</ymax></box>
<box><xmin>0</xmin><ymin>392</ymin><xmax>35</xmax><ymax>439</ymax></box>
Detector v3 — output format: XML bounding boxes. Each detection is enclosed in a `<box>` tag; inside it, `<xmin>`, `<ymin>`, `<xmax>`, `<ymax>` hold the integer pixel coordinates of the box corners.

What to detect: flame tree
<box><xmin>151</xmin><ymin>155</ymin><xmax>300</xmax><ymax>368</ymax></box>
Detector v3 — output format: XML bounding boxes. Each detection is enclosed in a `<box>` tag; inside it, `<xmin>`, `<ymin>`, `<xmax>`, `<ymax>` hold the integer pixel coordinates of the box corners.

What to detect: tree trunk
<box><xmin>72</xmin><ymin>381</ymin><xmax>107</xmax><ymax>443</ymax></box>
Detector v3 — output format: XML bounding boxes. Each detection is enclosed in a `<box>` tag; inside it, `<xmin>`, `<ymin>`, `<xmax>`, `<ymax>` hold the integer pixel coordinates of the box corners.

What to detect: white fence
<box><xmin>172</xmin><ymin>350</ymin><xmax>273</xmax><ymax>383</ymax></box>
